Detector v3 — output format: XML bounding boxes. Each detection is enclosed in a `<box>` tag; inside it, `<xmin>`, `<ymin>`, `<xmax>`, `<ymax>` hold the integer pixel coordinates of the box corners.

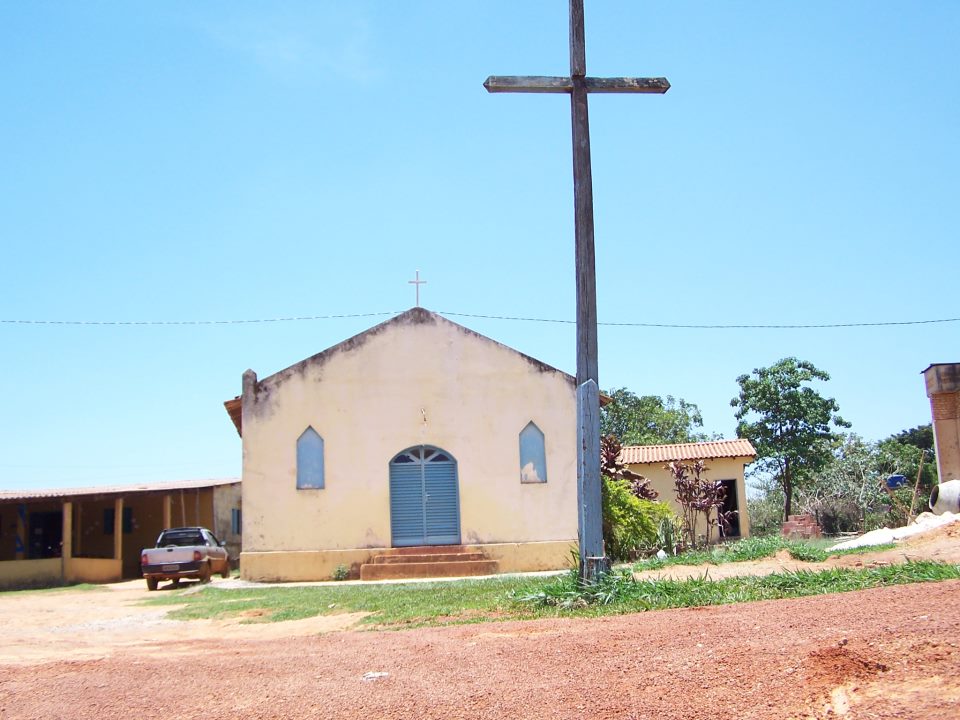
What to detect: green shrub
<box><xmin>331</xmin><ymin>564</ymin><xmax>350</xmax><ymax>581</ymax></box>
<box><xmin>815</xmin><ymin>497</ymin><xmax>863</xmax><ymax>535</ymax></box>
<box><xmin>602</xmin><ymin>477</ymin><xmax>676</xmax><ymax>561</ymax></box>
<box><xmin>717</xmin><ymin>535</ymin><xmax>788</xmax><ymax>562</ymax></box>
<box><xmin>746</xmin><ymin>492</ymin><xmax>785</xmax><ymax>536</ymax></box>
<box><xmin>787</xmin><ymin>543</ymin><xmax>828</xmax><ymax>562</ymax></box>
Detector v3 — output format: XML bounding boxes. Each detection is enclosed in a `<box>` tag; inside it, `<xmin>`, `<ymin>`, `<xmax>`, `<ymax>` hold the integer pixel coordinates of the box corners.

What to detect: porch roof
<box><xmin>0</xmin><ymin>477</ymin><xmax>239</xmax><ymax>504</ymax></box>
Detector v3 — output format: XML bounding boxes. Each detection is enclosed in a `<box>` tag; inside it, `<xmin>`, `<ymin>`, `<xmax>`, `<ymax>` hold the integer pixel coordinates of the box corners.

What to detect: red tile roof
<box><xmin>620</xmin><ymin>439</ymin><xmax>756</xmax><ymax>465</ymax></box>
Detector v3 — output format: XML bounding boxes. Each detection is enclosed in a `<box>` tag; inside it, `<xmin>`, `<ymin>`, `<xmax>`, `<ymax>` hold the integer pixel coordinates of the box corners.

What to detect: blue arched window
<box><xmin>296</xmin><ymin>427</ymin><xmax>325</xmax><ymax>489</ymax></box>
<box><xmin>519</xmin><ymin>421</ymin><xmax>547</xmax><ymax>483</ymax></box>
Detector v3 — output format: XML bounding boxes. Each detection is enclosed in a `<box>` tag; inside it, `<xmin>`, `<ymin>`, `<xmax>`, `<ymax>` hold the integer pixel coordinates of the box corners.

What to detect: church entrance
<box><xmin>389</xmin><ymin>446</ymin><xmax>460</xmax><ymax>547</ymax></box>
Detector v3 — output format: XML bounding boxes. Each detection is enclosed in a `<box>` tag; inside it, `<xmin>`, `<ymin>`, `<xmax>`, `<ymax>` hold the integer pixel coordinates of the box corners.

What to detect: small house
<box><xmin>620</xmin><ymin>439</ymin><xmax>755</xmax><ymax>539</ymax></box>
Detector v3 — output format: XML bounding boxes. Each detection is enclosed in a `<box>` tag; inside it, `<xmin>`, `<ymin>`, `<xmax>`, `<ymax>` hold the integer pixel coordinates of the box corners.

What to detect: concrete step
<box><xmin>373</xmin><ymin>552</ymin><xmax>486</xmax><ymax>565</ymax></box>
<box><xmin>376</xmin><ymin>545</ymin><xmax>468</xmax><ymax>556</ymax></box>
<box><xmin>360</xmin><ymin>559</ymin><xmax>499</xmax><ymax>581</ymax></box>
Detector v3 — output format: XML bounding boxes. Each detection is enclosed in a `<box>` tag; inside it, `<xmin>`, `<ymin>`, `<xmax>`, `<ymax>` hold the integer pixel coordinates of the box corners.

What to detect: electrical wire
<box><xmin>439</xmin><ymin>312</ymin><xmax>960</xmax><ymax>329</ymax></box>
<box><xmin>1</xmin><ymin>311</ymin><xmax>957</xmax><ymax>329</ymax></box>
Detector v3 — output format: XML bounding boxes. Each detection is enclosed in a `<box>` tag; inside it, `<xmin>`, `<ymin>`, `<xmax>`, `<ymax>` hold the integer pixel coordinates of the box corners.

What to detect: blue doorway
<box><xmin>389</xmin><ymin>446</ymin><xmax>460</xmax><ymax>547</ymax></box>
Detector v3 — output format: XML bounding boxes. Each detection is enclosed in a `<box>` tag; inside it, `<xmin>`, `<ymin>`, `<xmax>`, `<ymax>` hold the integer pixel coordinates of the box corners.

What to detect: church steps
<box><xmin>359</xmin><ymin>547</ymin><xmax>499</xmax><ymax>580</ymax></box>
<box><xmin>373</xmin><ymin>552</ymin><xmax>486</xmax><ymax>564</ymax></box>
<box><xmin>375</xmin><ymin>545</ymin><xmax>469</xmax><ymax>556</ymax></box>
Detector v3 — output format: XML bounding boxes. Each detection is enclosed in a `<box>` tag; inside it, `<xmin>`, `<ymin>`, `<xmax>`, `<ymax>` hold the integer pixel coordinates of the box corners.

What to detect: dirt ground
<box><xmin>1</xmin><ymin>524</ymin><xmax>959</xmax><ymax>720</ymax></box>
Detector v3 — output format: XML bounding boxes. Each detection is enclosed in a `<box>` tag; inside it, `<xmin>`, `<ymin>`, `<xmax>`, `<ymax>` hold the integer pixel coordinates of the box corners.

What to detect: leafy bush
<box><xmin>815</xmin><ymin>497</ymin><xmax>862</xmax><ymax>535</ymax></box>
<box><xmin>786</xmin><ymin>543</ymin><xmax>828</xmax><ymax>562</ymax></box>
<box><xmin>331</xmin><ymin>564</ymin><xmax>350</xmax><ymax>581</ymax></box>
<box><xmin>719</xmin><ymin>535</ymin><xmax>788</xmax><ymax>562</ymax></box>
<box><xmin>655</xmin><ymin>514</ymin><xmax>686</xmax><ymax>556</ymax></box>
<box><xmin>746</xmin><ymin>491</ymin><xmax>784</xmax><ymax>536</ymax></box>
<box><xmin>667</xmin><ymin>460</ymin><xmax>730</xmax><ymax>547</ymax></box>
<box><xmin>601</xmin><ymin>477</ymin><xmax>676</xmax><ymax>561</ymax></box>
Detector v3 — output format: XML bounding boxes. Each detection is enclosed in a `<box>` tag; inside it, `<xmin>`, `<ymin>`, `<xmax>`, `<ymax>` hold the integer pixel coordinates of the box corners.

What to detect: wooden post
<box><xmin>113</xmin><ymin>497</ymin><xmax>124</xmax><ymax>561</ymax></box>
<box><xmin>163</xmin><ymin>494</ymin><xmax>172</xmax><ymax>529</ymax></box>
<box><xmin>15</xmin><ymin>504</ymin><xmax>26</xmax><ymax>560</ymax></box>
<box><xmin>62</xmin><ymin>501</ymin><xmax>73</xmax><ymax>582</ymax></box>
<box><xmin>569</xmin><ymin>1</ymin><xmax>597</xmax><ymax>391</ymax></box>
<box><xmin>578</xmin><ymin>380</ymin><xmax>608</xmax><ymax>580</ymax></box>
<box><xmin>75</xmin><ymin>502</ymin><xmax>83</xmax><ymax>556</ymax></box>
<box><xmin>909</xmin><ymin>449</ymin><xmax>926</xmax><ymax>521</ymax></box>
<box><xmin>484</xmin><ymin>0</ymin><xmax>668</xmax><ymax>581</ymax></box>
<box><xmin>62</xmin><ymin>501</ymin><xmax>73</xmax><ymax>560</ymax></box>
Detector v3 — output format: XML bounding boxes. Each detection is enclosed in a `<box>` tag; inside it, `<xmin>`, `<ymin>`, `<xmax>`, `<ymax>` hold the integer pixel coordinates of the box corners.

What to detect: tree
<box><xmin>800</xmin><ymin>432</ymin><xmax>937</xmax><ymax>532</ymax></box>
<box><xmin>887</xmin><ymin>424</ymin><xmax>935</xmax><ymax>453</ymax></box>
<box><xmin>730</xmin><ymin>358</ymin><xmax>850</xmax><ymax>520</ymax></box>
<box><xmin>601</xmin><ymin>388</ymin><xmax>707</xmax><ymax>445</ymax></box>
<box><xmin>799</xmin><ymin>434</ymin><xmax>887</xmax><ymax>533</ymax></box>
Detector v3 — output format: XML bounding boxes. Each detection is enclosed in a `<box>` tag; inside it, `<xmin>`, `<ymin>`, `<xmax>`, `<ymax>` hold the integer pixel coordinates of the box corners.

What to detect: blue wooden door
<box><xmin>389</xmin><ymin>446</ymin><xmax>460</xmax><ymax>547</ymax></box>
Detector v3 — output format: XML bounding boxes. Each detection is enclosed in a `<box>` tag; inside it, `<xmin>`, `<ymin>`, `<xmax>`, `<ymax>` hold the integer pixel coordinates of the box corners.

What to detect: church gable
<box><xmin>230</xmin><ymin>308</ymin><xmax>574</xmax><ymax>433</ymax></box>
<box><xmin>259</xmin><ymin>307</ymin><xmax>572</xmax><ymax>394</ymax></box>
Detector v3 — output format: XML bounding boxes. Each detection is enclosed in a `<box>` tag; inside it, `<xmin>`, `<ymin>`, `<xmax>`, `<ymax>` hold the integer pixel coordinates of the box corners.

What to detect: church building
<box><xmin>224</xmin><ymin>308</ymin><xmax>579</xmax><ymax>581</ymax></box>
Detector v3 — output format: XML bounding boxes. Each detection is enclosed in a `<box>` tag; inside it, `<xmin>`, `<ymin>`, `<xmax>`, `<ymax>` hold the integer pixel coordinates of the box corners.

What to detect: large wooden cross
<box><xmin>485</xmin><ymin>0</ymin><xmax>669</xmax><ymax>581</ymax></box>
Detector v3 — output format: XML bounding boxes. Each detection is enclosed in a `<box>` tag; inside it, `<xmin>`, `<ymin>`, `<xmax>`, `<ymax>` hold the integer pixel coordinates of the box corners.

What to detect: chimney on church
<box><xmin>924</xmin><ymin>363</ymin><xmax>960</xmax><ymax>482</ymax></box>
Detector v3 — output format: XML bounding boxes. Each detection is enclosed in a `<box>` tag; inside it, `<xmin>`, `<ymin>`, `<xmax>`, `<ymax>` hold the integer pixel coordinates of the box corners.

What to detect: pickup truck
<box><xmin>140</xmin><ymin>527</ymin><xmax>231</xmax><ymax>591</ymax></box>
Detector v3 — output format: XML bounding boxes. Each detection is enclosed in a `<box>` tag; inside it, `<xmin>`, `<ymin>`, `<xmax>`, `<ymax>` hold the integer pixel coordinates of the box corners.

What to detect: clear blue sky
<box><xmin>2</xmin><ymin>1</ymin><xmax>957</xmax><ymax>490</ymax></box>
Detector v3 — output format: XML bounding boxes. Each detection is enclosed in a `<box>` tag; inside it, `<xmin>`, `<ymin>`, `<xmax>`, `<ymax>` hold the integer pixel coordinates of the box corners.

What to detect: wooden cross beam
<box><xmin>484</xmin><ymin>76</ymin><xmax>670</xmax><ymax>94</ymax></box>
<box><xmin>485</xmin><ymin>0</ymin><xmax>669</xmax><ymax>582</ymax></box>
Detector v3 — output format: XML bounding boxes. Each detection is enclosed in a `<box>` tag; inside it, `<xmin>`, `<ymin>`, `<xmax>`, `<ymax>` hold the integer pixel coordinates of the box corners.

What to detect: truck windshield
<box><xmin>158</xmin><ymin>531</ymin><xmax>204</xmax><ymax>547</ymax></box>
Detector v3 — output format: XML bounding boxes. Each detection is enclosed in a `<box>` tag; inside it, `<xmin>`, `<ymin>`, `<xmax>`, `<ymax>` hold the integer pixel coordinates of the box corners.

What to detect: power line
<box><xmin>0</xmin><ymin>311</ymin><xmax>398</xmax><ymax>326</ymax></box>
<box><xmin>0</xmin><ymin>310</ymin><xmax>957</xmax><ymax>330</ymax></box>
<box><xmin>440</xmin><ymin>312</ymin><xmax>960</xmax><ymax>329</ymax></box>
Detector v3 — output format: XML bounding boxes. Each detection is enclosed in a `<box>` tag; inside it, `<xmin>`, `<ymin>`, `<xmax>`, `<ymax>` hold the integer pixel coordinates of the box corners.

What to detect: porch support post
<box><xmin>62</xmin><ymin>500</ymin><xmax>73</xmax><ymax>582</ymax></box>
<box><xmin>163</xmin><ymin>494</ymin><xmax>172</xmax><ymax>529</ymax></box>
<box><xmin>62</xmin><ymin>501</ymin><xmax>73</xmax><ymax>560</ymax></box>
<box><xmin>15</xmin><ymin>504</ymin><xmax>26</xmax><ymax>560</ymax></box>
<box><xmin>113</xmin><ymin>497</ymin><xmax>124</xmax><ymax>561</ymax></box>
<box><xmin>75</xmin><ymin>502</ymin><xmax>83</xmax><ymax>556</ymax></box>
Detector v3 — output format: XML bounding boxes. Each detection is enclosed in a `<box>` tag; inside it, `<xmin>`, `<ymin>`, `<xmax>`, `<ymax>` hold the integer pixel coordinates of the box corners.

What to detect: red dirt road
<box><xmin>2</xmin><ymin>580</ymin><xmax>959</xmax><ymax>720</ymax></box>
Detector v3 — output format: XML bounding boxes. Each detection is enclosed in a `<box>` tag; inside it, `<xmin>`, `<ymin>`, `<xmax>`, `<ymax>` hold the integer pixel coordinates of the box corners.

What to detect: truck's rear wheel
<box><xmin>198</xmin><ymin>563</ymin><xmax>211</xmax><ymax>584</ymax></box>
<box><xmin>220</xmin><ymin>563</ymin><xmax>230</xmax><ymax>579</ymax></box>
<box><xmin>146</xmin><ymin>577</ymin><xmax>159</xmax><ymax>591</ymax></box>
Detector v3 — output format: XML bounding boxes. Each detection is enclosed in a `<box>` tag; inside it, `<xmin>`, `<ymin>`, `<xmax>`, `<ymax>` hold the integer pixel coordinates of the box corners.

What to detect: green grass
<box><xmin>520</xmin><ymin>561</ymin><xmax>960</xmax><ymax>612</ymax></box>
<box><xmin>144</xmin><ymin>575</ymin><xmax>555</xmax><ymax>627</ymax></box>
<box><xmin>143</xmin><ymin>561</ymin><xmax>959</xmax><ymax>628</ymax></box>
<box><xmin>630</xmin><ymin>535</ymin><xmax>897</xmax><ymax>571</ymax></box>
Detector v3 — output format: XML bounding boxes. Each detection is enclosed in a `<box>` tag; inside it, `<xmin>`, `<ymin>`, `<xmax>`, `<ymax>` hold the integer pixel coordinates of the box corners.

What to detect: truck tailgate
<box><xmin>145</xmin><ymin>548</ymin><xmax>195</xmax><ymax>564</ymax></box>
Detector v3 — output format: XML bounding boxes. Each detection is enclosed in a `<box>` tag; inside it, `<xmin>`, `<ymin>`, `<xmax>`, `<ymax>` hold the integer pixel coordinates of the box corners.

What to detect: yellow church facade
<box><xmin>225</xmin><ymin>308</ymin><xmax>580</xmax><ymax>581</ymax></box>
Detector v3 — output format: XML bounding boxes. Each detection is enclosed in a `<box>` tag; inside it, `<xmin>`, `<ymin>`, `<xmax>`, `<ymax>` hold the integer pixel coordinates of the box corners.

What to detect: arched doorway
<box><xmin>389</xmin><ymin>446</ymin><xmax>460</xmax><ymax>547</ymax></box>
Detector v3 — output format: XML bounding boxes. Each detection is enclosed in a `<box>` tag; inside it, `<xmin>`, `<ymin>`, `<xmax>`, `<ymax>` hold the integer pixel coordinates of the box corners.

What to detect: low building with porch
<box><xmin>0</xmin><ymin>478</ymin><xmax>241</xmax><ymax>589</ymax></box>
